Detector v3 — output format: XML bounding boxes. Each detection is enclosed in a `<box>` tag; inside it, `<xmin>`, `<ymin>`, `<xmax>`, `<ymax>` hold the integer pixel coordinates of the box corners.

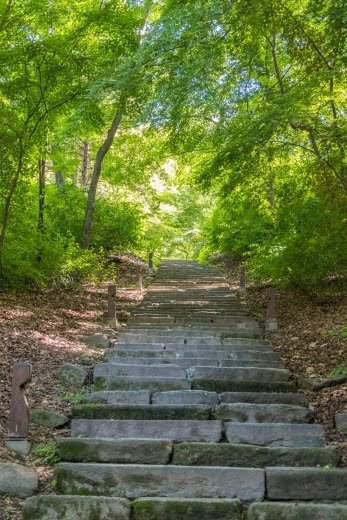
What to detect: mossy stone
<box><xmin>132</xmin><ymin>498</ymin><xmax>242</xmax><ymax>520</ymax></box>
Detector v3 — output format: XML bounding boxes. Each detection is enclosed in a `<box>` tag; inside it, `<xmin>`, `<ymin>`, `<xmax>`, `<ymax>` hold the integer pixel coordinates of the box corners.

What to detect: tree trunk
<box><xmin>36</xmin><ymin>157</ymin><xmax>46</xmax><ymax>263</ymax></box>
<box><xmin>55</xmin><ymin>171</ymin><xmax>65</xmax><ymax>185</ymax></box>
<box><xmin>81</xmin><ymin>141</ymin><xmax>89</xmax><ymax>187</ymax></box>
<box><xmin>0</xmin><ymin>145</ymin><xmax>24</xmax><ymax>270</ymax></box>
<box><xmin>81</xmin><ymin>109</ymin><xmax>123</xmax><ymax>249</ymax></box>
<box><xmin>148</xmin><ymin>251</ymin><xmax>154</xmax><ymax>269</ymax></box>
<box><xmin>38</xmin><ymin>157</ymin><xmax>46</xmax><ymax>235</ymax></box>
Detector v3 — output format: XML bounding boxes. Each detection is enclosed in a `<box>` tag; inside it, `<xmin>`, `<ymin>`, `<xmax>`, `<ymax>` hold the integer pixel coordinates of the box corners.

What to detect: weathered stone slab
<box><xmin>214</xmin><ymin>403</ymin><xmax>312</xmax><ymax>423</ymax></box>
<box><xmin>94</xmin><ymin>363</ymin><xmax>187</xmax><ymax>379</ymax></box>
<box><xmin>172</xmin><ymin>443</ymin><xmax>340</xmax><ymax>468</ymax></box>
<box><xmin>82</xmin><ymin>333</ymin><xmax>111</xmax><ymax>349</ymax></box>
<box><xmin>72</xmin><ymin>404</ymin><xmax>212</xmax><ymax>420</ymax></box>
<box><xmin>225</xmin><ymin>423</ymin><xmax>325</xmax><ymax>447</ymax></box>
<box><xmin>191</xmin><ymin>367</ymin><xmax>290</xmax><ymax>382</ymax></box>
<box><xmin>95</xmin><ymin>376</ymin><xmax>190</xmax><ymax>391</ymax></box>
<box><xmin>221</xmin><ymin>360</ymin><xmax>284</xmax><ymax>368</ymax></box>
<box><xmin>55</xmin><ymin>463</ymin><xmax>265</xmax><ymax>500</ymax></box>
<box><xmin>152</xmin><ymin>390</ymin><xmax>220</xmax><ymax>406</ymax></box>
<box><xmin>71</xmin><ymin>419</ymin><xmax>222</xmax><ymax>442</ymax></box>
<box><xmin>181</xmin><ymin>351</ymin><xmax>229</xmax><ymax>359</ymax></box>
<box><xmin>132</xmin><ymin>498</ymin><xmax>242</xmax><ymax>520</ymax></box>
<box><xmin>266</xmin><ymin>467</ymin><xmax>347</xmax><ymax>500</ymax></box>
<box><xmin>0</xmin><ymin>463</ymin><xmax>38</xmax><ymax>498</ymax></box>
<box><xmin>57</xmin><ymin>363</ymin><xmax>87</xmax><ymax>388</ymax></box>
<box><xmin>192</xmin><ymin>379</ymin><xmax>295</xmax><ymax>394</ymax></box>
<box><xmin>335</xmin><ymin>411</ymin><xmax>347</xmax><ymax>435</ymax></box>
<box><xmin>220</xmin><ymin>392</ymin><xmax>308</xmax><ymax>407</ymax></box>
<box><xmin>23</xmin><ymin>496</ymin><xmax>130</xmax><ymax>520</ymax></box>
<box><xmin>106</xmin><ymin>348</ymin><xmax>176</xmax><ymax>358</ymax></box>
<box><xmin>108</xmin><ymin>357</ymin><xmax>219</xmax><ymax>368</ymax></box>
<box><xmin>57</xmin><ymin>438</ymin><xmax>172</xmax><ymax>464</ymax></box>
<box><xmin>247</xmin><ymin>502</ymin><xmax>347</xmax><ymax>520</ymax></box>
<box><xmin>228</xmin><ymin>351</ymin><xmax>281</xmax><ymax>361</ymax></box>
<box><xmin>82</xmin><ymin>390</ymin><xmax>150</xmax><ymax>405</ymax></box>
<box><xmin>30</xmin><ymin>409</ymin><xmax>69</xmax><ymax>428</ymax></box>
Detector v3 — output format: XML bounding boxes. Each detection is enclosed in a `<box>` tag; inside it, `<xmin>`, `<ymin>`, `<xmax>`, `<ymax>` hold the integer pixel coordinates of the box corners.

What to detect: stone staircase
<box><xmin>24</xmin><ymin>260</ymin><xmax>347</xmax><ymax>519</ymax></box>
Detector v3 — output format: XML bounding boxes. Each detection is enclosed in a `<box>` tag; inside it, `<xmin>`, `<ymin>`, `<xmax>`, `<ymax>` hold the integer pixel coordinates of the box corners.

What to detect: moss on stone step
<box><xmin>72</xmin><ymin>404</ymin><xmax>211</xmax><ymax>420</ymax></box>
<box><xmin>132</xmin><ymin>498</ymin><xmax>242</xmax><ymax>520</ymax></box>
<box><xmin>172</xmin><ymin>443</ymin><xmax>340</xmax><ymax>468</ymax></box>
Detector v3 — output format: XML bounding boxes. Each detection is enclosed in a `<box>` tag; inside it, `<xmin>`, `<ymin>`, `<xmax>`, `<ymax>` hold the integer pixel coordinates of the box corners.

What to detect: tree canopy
<box><xmin>0</xmin><ymin>0</ymin><xmax>346</xmax><ymax>290</ymax></box>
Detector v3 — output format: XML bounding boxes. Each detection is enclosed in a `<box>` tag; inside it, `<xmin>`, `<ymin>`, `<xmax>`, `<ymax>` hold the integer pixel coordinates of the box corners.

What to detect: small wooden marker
<box><xmin>8</xmin><ymin>363</ymin><xmax>32</xmax><ymax>439</ymax></box>
<box><xmin>239</xmin><ymin>267</ymin><xmax>246</xmax><ymax>292</ymax></box>
<box><xmin>107</xmin><ymin>284</ymin><xmax>117</xmax><ymax>320</ymax></box>
<box><xmin>149</xmin><ymin>252</ymin><xmax>154</xmax><ymax>269</ymax></box>
<box><xmin>137</xmin><ymin>270</ymin><xmax>143</xmax><ymax>292</ymax></box>
<box><xmin>265</xmin><ymin>287</ymin><xmax>278</xmax><ymax>331</ymax></box>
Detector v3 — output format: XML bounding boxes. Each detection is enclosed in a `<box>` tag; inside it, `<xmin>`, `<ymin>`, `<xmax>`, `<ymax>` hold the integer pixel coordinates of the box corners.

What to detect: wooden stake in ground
<box><xmin>265</xmin><ymin>287</ymin><xmax>278</xmax><ymax>331</ymax></box>
<box><xmin>239</xmin><ymin>267</ymin><xmax>246</xmax><ymax>292</ymax></box>
<box><xmin>6</xmin><ymin>363</ymin><xmax>32</xmax><ymax>455</ymax></box>
<box><xmin>107</xmin><ymin>284</ymin><xmax>117</xmax><ymax>320</ymax></box>
<box><xmin>137</xmin><ymin>270</ymin><xmax>143</xmax><ymax>292</ymax></box>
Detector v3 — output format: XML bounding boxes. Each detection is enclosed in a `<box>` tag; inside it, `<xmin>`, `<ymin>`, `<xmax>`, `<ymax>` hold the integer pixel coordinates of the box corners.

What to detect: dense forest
<box><xmin>0</xmin><ymin>0</ymin><xmax>346</xmax><ymax>291</ymax></box>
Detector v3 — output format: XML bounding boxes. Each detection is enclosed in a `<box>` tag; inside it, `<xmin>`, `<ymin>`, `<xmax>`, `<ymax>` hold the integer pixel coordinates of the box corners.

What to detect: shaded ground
<box><xmin>0</xmin><ymin>257</ymin><xmax>152</xmax><ymax>519</ymax></box>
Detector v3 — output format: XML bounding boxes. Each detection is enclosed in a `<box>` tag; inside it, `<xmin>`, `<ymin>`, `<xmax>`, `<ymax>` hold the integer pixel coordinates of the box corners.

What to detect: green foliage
<box><xmin>328</xmin><ymin>365</ymin><xmax>347</xmax><ymax>377</ymax></box>
<box><xmin>58</xmin><ymin>391</ymin><xmax>85</xmax><ymax>406</ymax></box>
<box><xmin>33</xmin><ymin>442</ymin><xmax>60</xmax><ymax>466</ymax></box>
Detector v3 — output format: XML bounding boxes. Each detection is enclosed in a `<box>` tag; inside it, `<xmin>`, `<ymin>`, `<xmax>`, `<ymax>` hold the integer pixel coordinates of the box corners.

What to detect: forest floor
<box><xmin>0</xmin><ymin>258</ymin><xmax>346</xmax><ymax>519</ymax></box>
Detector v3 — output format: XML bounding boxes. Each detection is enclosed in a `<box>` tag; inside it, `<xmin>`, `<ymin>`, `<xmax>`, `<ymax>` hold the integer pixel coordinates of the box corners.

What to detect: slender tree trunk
<box><xmin>0</xmin><ymin>145</ymin><xmax>24</xmax><ymax>270</ymax></box>
<box><xmin>37</xmin><ymin>157</ymin><xmax>46</xmax><ymax>234</ymax></box>
<box><xmin>36</xmin><ymin>157</ymin><xmax>46</xmax><ymax>263</ymax></box>
<box><xmin>55</xmin><ymin>171</ymin><xmax>64</xmax><ymax>185</ymax></box>
<box><xmin>148</xmin><ymin>251</ymin><xmax>154</xmax><ymax>269</ymax></box>
<box><xmin>81</xmin><ymin>141</ymin><xmax>89</xmax><ymax>187</ymax></box>
<box><xmin>80</xmin><ymin>0</ymin><xmax>153</xmax><ymax>250</ymax></box>
<box><xmin>81</xmin><ymin>109</ymin><xmax>123</xmax><ymax>249</ymax></box>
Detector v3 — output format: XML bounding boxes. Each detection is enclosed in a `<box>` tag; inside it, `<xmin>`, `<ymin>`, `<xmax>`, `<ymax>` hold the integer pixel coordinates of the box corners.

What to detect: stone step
<box><xmin>72</xmin><ymin>404</ymin><xmax>212</xmax><ymax>420</ymax></box>
<box><xmin>23</xmin><ymin>496</ymin><xmax>130</xmax><ymax>520</ymax></box>
<box><xmin>94</xmin><ymin>363</ymin><xmax>187</xmax><ymax>379</ymax></box>
<box><xmin>172</xmin><ymin>443</ymin><xmax>340</xmax><ymax>468</ymax></box>
<box><xmin>228</xmin><ymin>351</ymin><xmax>282</xmax><ymax>361</ymax></box>
<box><xmin>247</xmin><ymin>502</ymin><xmax>347</xmax><ymax>520</ymax></box>
<box><xmin>220</xmin><ymin>392</ymin><xmax>308</xmax><ymax>407</ymax></box>
<box><xmin>107</xmin><ymin>357</ymin><xmax>219</xmax><ymax>368</ymax></box>
<box><xmin>190</xmin><ymin>367</ymin><xmax>290</xmax><ymax>383</ymax></box>
<box><xmin>132</xmin><ymin>498</ymin><xmax>242</xmax><ymax>520</ymax></box>
<box><xmin>82</xmin><ymin>390</ymin><xmax>151</xmax><ymax>405</ymax></box>
<box><xmin>181</xmin><ymin>350</ymin><xmax>278</xmax><ymax>360</ymax></box>
<box><xmin>220</xmin><ymin>360</ymin><xmax>284</xmax><ymax>368</ymax></box>
<box><xmin>265</xmin><ymin>467</ymin><xmax>347</xmax><ymax>501</ymax></box>
<box><xmin>95</xmin><ymin>376</ymin><xmax>190</xmax><ymax>391</ymax></box>
<box><xmin>55</xmin><ymin>463</ymin><xmax>265</xmax><ymax>500</ymax></box>
<box><xmin>117</xmin><ymin>336</ymin><xmax>222</xmax><ymax>346</ymax></box>
<box><xmin>108</xmin><ymin>347</ymin><xmax>177</xmax><ymax>356</ymax></box>
<box><xmin>111</xmin><ymin>342</ymin><xmax>273</xmax><ymax>359</ymax></box>
<box><xmin>214</xmin><ymin>403</ymin><xmax>313</xmax><ymax>423</ymax></box>
<box><xmin>71</xmin><ymin>419</ymin><xmax>222</xmax><ymax>442</ymax></box>
<box><xmin>192</xmin><ymin>379</ymin><xmax>296</xmax><ymax>393</ymax></box>
<box><xmin>225</xmin><ymin>423</ymin><xmax>325</xmax><ymax>447</ymax></box>
<box><xmin>152</xmin><ymin>390</ymin><xmax>220</xmax><ymax>406</ymax></box>
<box><xmin>57</xmin><ymin>438</ymin><xmax>172</xmax><ymax>464</ymax></box>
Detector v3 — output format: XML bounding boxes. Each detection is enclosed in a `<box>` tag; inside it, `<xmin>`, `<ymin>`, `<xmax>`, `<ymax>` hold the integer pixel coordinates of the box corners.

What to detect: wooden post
<box><xmin>8</xmin><ymin>363</ymin><xmax>32</xmax><ymax>439</ymax></box>
<box><xmin>137</xmin><ymin>270</ymin><xmax>143</xmax><ymax>292</ymax></box>
<box><xmin>239</xmin><ymin>267</ymin><xmax>246</xmax><ymax>292</ymax></box>
<box><xmin>265</xmin><ymin>287</ymin><xmax>278</xmax><ymax>331</ymax></box>
<box><xmin>107</xmin><ymin>284</ymin><xmax>117</xmax><ymax>320</ymax></box>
